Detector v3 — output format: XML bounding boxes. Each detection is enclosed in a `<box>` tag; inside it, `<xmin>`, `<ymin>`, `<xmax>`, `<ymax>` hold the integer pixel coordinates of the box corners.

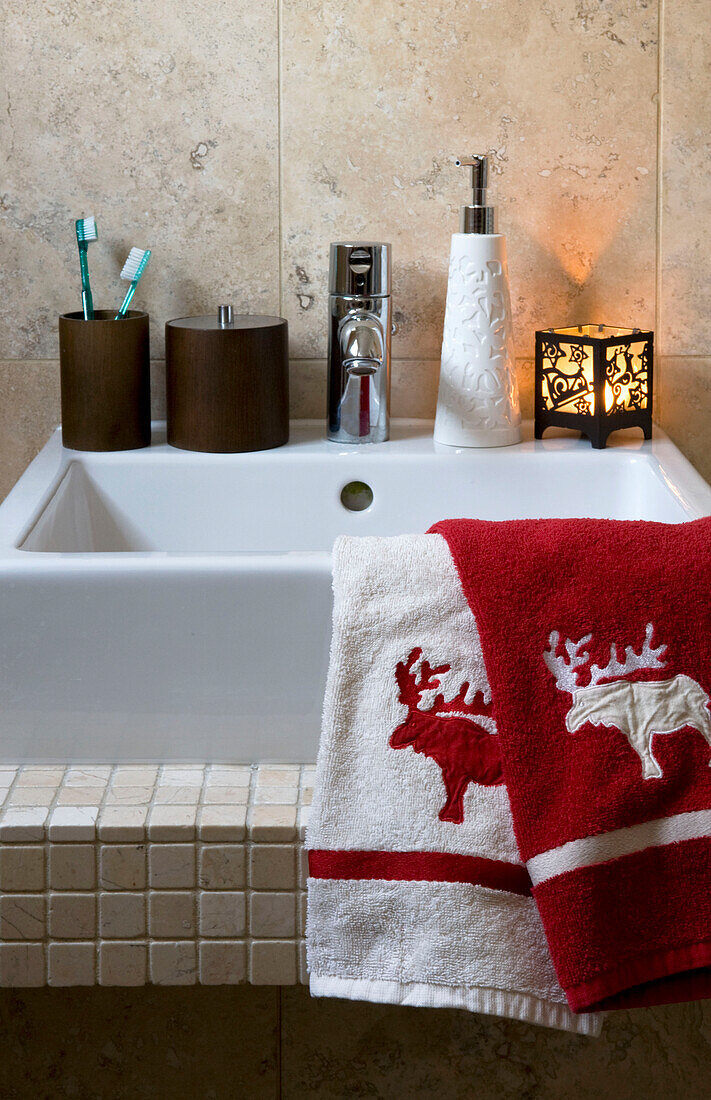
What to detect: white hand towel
<box><xmin>306</xmin><ymin>533</ymin><xmax>601</xmax><ymax>1035</ymax></box>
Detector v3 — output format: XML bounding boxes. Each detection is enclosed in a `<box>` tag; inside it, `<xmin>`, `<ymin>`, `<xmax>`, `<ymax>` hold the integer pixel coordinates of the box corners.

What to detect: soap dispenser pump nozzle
<box><xmin>456</xmin><ymin>154</ymin><xmax>496</xmax><ymax>234</ymax></box>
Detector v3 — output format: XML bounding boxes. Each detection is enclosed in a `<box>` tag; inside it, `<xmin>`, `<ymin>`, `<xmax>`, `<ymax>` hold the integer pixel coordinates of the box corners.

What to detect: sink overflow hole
<box><xmin>340</xmin><ymin>481</ymin><xmax>374</xmax><ymax>512</ymax></box>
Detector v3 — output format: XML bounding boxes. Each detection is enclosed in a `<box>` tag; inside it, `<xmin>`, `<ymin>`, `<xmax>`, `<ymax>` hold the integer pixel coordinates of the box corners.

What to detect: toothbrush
<box><xmin>115</xmin><ymin>247</ymin><xmax>151</xmax><ymax>319</ymax></box>
<box><xmin>75</xmin><ymin>215</ymin><xmax>98</xmax><ymax>320</ymax></box>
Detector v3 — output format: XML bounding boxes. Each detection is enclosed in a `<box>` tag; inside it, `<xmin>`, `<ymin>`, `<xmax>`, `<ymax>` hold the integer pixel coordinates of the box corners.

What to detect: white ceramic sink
<box><xmin>0</xmin><ymin>420</ymin><xmax>709</xmax><ymax>762</ymax></box>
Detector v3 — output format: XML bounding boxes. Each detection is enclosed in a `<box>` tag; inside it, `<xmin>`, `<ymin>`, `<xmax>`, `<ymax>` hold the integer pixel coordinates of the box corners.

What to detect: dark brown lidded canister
<box><xmin>165</xmin><ymin>309</ymin><xmax>289</xmax><ymax>453</ymax></box>
<box><xmin>59</xmin><ymin>310</ymin><xmax>151</xmax><ymax>451</ymax></box>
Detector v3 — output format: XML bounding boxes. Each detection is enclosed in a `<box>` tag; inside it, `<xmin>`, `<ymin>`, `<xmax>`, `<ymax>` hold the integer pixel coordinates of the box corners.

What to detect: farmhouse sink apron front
<box><xmin>0</xmin><ymin>420</ymin><xmax>709</xmax><ymax>764</ymax></box>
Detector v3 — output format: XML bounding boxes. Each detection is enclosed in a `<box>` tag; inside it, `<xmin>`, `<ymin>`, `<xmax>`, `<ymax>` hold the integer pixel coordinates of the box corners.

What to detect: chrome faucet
<box><xmin>327</xmin><ymin>242</ymin><xmax>392</xmax><ymax>443</ymax></box>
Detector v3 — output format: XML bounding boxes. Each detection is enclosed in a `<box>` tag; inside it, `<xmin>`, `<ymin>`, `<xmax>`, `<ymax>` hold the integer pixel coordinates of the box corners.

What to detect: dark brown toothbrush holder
<box><xmin>58</xmin><ymin>309</ymin><xmax>151</xmax><ymax>451</ymax></box>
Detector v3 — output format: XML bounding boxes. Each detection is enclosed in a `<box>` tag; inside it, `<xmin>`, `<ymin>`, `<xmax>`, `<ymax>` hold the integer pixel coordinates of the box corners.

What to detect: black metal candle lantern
<box><xmin>534</xmin><ymin>325</ymin><xmax>653</xmax><ymax>449</ymax></box>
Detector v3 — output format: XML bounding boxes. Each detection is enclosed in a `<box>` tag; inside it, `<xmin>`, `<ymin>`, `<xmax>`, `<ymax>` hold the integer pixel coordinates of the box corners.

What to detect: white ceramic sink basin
<box><xmin>0</xmin><ymin>420</ymin><xmax>709</xmax><ymax>762</ymax></box>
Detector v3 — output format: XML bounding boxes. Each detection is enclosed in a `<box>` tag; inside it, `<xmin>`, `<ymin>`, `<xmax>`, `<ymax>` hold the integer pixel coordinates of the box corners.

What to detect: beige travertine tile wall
<box><xmin>1</xmin><ymin>0</ymin><xmax>280</xmax><ymax>364</ymax></box>
<box><xmin>280</xmin><ymin>0</ymin><xmax>658</xmax><ymax>360</ymax></box>
<box><xmin>656</xmin><ymin>0</ymin><xmax>711</xmax><ymax>479</ymax></box>
<box><xmin>0</xmin><ymin>361</ymin><xmax>61</xmax><ymax>501</ymax></box>
<box><xmin>659</xmin><ymin>0</ymin><xmax>711</xmax><ymax>356</ymax></box>
<box><xmin>1</xmin><ymin>1</ymin><xmax>708</xmax><ymax>498</ymax></box>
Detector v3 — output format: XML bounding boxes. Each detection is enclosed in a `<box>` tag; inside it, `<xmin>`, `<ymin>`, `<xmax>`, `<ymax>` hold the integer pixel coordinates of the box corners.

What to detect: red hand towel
<box><xmin>431</xmin><ymin>517</ymin><xmax>711</xmax><ymax>1013</ymax></box>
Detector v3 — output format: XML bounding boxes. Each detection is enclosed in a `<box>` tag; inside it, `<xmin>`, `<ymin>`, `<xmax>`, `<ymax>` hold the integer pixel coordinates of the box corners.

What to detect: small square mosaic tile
<box><xmin>0</xmin><ymin>764</ymin><xmax>312</xmax><ymax>987</ymax></box>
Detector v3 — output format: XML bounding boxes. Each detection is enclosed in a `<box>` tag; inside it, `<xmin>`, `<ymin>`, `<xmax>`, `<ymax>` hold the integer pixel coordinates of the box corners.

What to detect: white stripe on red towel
<box><xmin>527</xmin><ymin>807</ymin><xmax>711</xmax><ymax>886</ymax></box>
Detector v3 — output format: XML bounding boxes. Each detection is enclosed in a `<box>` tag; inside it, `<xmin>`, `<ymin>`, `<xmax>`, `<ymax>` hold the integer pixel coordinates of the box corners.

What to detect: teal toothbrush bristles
<box><xmin>75</xmin><ymin>215</ymin><xmax>97</xmax><ymax>244</ymax></box>
<box><xmin>115</xmin><ymin>247</ymin><xmax>151</xmax><ymax>319</ymax></box>
<box><xmin>75</xmin><ymin>216</ymin><xmax>98</xmax><ymax>320</ymax></box>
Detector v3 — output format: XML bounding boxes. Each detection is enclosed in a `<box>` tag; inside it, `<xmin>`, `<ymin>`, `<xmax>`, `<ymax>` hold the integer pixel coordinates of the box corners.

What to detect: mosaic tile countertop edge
<box><xmin>0</xmin><ymin>763</ymin><xmax>313</xmax><ymax>987</ymax></box>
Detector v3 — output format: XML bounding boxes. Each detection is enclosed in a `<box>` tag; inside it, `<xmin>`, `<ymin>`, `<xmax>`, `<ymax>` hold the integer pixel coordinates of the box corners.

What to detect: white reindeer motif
<box><xmin>544</xmin><ymin>623</ymin><xmax>711</xmax><ymax>779</ymax></box>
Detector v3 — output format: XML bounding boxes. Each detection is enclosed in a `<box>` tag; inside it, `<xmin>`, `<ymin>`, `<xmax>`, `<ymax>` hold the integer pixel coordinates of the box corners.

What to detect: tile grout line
<box><xmin>144</xmin><ymin>765</ymin><xmax>164</xmax><ymax>979</ymax></box>
<box><xmin>276</xmin><ymin>986</ymin><xmax>283</xmax><ymax>1100</ymax></box>
<box><xmin>9</xmin><ymin>765</ymin><xmax>60</xmax><ymax>981</ymax></box>
<box><xmin>91</xmin><ymin>765</ymin><xmax>117</xmax><ymax>981</ymax></box>
<box><xmin>655</xmin><ymin>0</ymin><xmax>665</xmax><ymax>382</ymax></box>
<box><xmin>4</xmin><ymin>353</ymin><xmax>711</xmax><ymax>365</ymax></box>
<box><xmin>276</xmin><ymin>0</ymin><xmax>284</xmax><ymax>319</ymax></box>
<box><xmin>246</xmin><ymin>763</ymin><xmax>258</xmax><ymax>981</ymax></box>
<box><xmin>288</xmin><ymin>356</ymin><xmax>533</xmax><ymax>364</ymax></box>
<box><xmin>42</xmin><ymin>766</ymin><xmax>68</xmax><ymax>981</ymax></box>
<box><xmin>195</xmin><ymin>763</ymin><xmax>211</xmax><ymax>963</ymax></box>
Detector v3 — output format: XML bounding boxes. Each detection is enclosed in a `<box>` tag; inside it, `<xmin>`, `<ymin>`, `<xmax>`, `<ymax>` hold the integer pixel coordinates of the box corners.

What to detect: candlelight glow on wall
<box><xmin>534</xmin><ymin>325</ymin><xmax>653</xmax><ymax>449</ymax></box>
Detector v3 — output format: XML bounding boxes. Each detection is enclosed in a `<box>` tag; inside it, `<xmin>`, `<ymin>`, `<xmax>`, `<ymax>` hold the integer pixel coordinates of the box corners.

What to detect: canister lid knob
<box><xmin>218</xmin><ymin>305</ymin><xmax>234</xmax><ymax>327</ymax></box>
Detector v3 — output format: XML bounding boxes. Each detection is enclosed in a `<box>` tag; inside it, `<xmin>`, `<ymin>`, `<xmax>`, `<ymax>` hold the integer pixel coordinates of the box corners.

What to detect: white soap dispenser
<box><xmin>434</xmin><ymin>155</ymin><xmax>521</xmax><ymax>447</ymax></box>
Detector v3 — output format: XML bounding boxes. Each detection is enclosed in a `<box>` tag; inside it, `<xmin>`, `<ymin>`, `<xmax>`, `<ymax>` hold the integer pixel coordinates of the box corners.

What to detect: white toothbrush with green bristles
<box><xmin>75</xmin><ymin>215</ymin><xmax>98</xmax><ymax>320</ymax></box>
<box><xmin>115</xmin><ymin>247</ymin><xmax>151</xmax><ymax>319</ymax></box>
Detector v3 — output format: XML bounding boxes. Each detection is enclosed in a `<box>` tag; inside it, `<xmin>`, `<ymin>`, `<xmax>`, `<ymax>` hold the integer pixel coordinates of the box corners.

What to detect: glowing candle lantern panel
<box><xmin>534</xmin><ymin>325</ymin><xmax>653</xmax><ymax>449</ymax></box>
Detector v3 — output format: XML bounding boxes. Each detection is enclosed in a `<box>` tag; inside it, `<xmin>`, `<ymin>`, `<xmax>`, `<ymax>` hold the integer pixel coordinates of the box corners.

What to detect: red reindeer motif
<box><xmin>389</xmin><ymin>647</ymin><xmax>503</xmax><ymax>824</ymax></box>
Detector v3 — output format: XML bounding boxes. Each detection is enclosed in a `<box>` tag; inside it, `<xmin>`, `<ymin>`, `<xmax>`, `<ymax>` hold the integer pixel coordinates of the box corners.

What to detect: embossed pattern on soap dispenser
<box><xmin>437</xmin><ymin>254</ymin><xmax>520</xmax><ymax>435</ymax></box>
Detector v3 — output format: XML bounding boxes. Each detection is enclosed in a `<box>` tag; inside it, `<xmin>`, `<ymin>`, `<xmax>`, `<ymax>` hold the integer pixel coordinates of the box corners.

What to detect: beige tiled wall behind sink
<box><xmin>1</xmin><ymin>2</ymin><xmax>710</xmax><ymax>500</ymax></box>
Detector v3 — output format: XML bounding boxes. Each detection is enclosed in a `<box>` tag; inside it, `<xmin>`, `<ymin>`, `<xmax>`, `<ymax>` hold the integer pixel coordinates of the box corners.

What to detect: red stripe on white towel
<box><xmin>308</xmin><ymin>849</ymin><xmax>532</xmax><ymax>896</ymax></box>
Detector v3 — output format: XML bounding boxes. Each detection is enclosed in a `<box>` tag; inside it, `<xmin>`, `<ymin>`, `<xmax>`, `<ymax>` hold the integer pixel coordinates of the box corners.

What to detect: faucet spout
<box><xmin>328</xmin><ymin>243</ymin><xmax>392</xmax><ymax>444</ymax></box>
<box><xmin>336</xmin><ymin>311</ymin><xmax>387</xmax><ymax>439</ymax></box>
